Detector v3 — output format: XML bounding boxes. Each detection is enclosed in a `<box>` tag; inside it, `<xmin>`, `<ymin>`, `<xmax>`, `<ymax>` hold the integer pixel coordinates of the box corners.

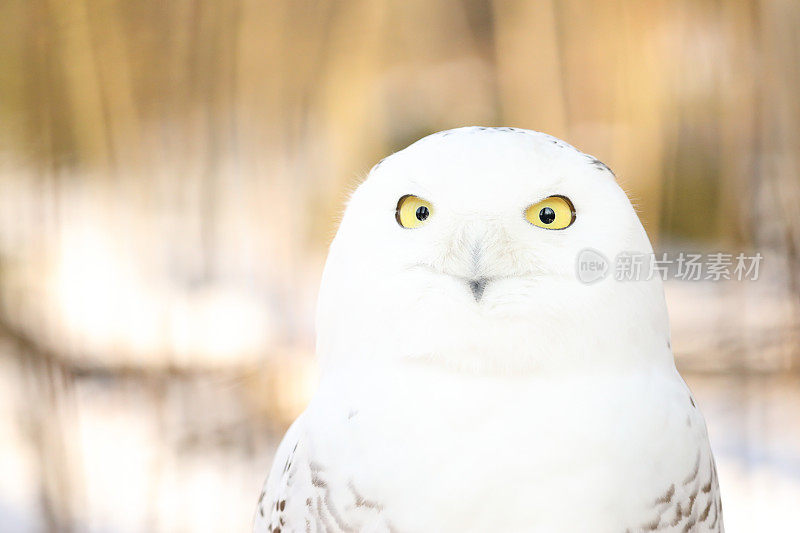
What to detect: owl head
<box><xmin>316</xmin><ymin>127</ymin><xmax>671</xmax><ymax>374</ymax></box>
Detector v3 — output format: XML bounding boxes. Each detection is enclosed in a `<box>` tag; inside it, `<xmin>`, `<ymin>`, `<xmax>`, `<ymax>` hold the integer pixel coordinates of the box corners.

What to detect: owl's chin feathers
<box><xmin>317</xmin><ymin>273</ymin><xmax>672</xmax><ymax>376</ymax></box>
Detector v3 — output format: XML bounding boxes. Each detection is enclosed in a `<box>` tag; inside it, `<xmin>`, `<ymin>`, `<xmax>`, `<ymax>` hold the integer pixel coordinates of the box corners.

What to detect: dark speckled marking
<box><xmin>683</xmin><ymin>452</ymin><xmax>701</xmax><ymax>485</ymax></box>
<box><xmin>699</xmin><ymin>498</ymin><xmax>712</xmax><ymax>521</ymax></box>
<box><xmin>709</xmin><ymin>499</ymin><xmax>719</xmax><ymax>529</ymax></box>
<box><xmin>349</xmin><ymin>481</ymin><xmax>383</xmax><ymax>510</ymax></box>
<box><xmin>258</xmin><ymin>451</ymin><xmax>394</xmax><ymax>533</ymax></box>
<box><xmin>701</xmin><ymin>475</ymin><xmax>712</xmax><ymax>493</ymax></box>
<box><xmin>687</xmin><ymin>492</ymin><xmax>697</xmax><ymax>514</ymax></box>
<box><xmin>655</xmin><ymin>483</ymin><xmax>675</xmax><ymax>505</ymax></box>
<box><xmin>640</xmin><ymin>449</ymin><xmax>722</xmax><ymax>532</ymax></box>
<box><xmin>584</xmin><ymin>154</ymin><xmax>614</xmax><ymax>174</ymax></box>
<box><xmin>640</xmin><ymin>514</ymin><xmax>661</xmax><ymax>530</ymax></box>
<box><xmin>669</xmin><ymin>502</ymin><xmax>684</xmax><ymax>526</ymax></box>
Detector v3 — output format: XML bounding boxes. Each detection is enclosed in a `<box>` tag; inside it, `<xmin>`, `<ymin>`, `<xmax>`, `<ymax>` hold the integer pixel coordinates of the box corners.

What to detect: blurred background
<box><xmin>0</xmin><ymin>0</ymin><xmax>798</xmax><ymax>531</ymax></box>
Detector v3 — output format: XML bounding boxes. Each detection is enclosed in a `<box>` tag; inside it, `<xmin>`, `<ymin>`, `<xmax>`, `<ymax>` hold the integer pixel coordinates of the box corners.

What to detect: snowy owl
<box><xmin>254</xmin><ymin>127</ymin><xmax>723</xmax><ymax>533</ymax></box>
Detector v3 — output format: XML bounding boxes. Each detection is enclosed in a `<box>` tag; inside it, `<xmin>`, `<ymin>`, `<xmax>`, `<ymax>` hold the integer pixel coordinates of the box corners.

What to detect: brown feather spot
<box><xmin>709</xmin><ymin>499</ymin><xmax>719</xmax><ymax>529</ymax></box>
<box><xmin>655</xmin><ymin>483</ymin><xmax>675</xmax><ymax>505</ymax></box>
<box><xmin>701</xmin><ymin>464</ymin><xmax>713</xmax><ymax>494</ymax></box>
<box><xmin>683</xmin><ymin>452</ymin><xmax>701</xmax><ymax>485</ymax></box>
<box><xmin>699</xmin><ymin>499</ymin><xmax>712</xmax><ymax>522</ymax></box>
<box><xmin>669</xmin><ymin>502</ymin><xmax>684</xmax><ymax>527</ymax></box>
<box><xmin>640</xmin><ymin>515</ymin><xmax>661</xmax><ymax>530</ymax></box>
<box><xmin>687</xmin><ymin>492</ymin><xmax>697</xmax><ymax>514</ymax></box>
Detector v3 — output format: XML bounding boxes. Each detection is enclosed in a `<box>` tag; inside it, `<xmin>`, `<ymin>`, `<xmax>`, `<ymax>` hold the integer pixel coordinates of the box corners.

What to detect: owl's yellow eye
<box><xmin>525</xmin><ymin>195</ymin><xmax>576</xmax><ymax>230</ymax></box>
<box><xmin>396</xmin><ymin>195</ymin><xmax>433</xmax><ymax>228</ymax></box>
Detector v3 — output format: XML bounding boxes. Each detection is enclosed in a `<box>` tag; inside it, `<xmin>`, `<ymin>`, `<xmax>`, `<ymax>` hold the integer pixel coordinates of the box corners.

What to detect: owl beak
<box><xmin>468</xmin><ymin>278</ymin><xmax>488</xmax><ymax>302</ymax></box>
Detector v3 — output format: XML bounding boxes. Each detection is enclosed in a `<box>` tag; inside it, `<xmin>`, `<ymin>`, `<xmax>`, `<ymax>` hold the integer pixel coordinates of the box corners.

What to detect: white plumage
<box><xmin>254</xmin><ymin>127</ymin><xmax>723</xmax><ymax>533</ymax></box>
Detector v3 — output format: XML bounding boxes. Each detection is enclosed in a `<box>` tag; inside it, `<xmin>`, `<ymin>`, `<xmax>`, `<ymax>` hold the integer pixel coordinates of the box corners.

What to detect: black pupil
<box><xmin>539</xmin><ymin>207</ymin><xmax>556</xmax><ymax>224</ymax></box>
<box><xmin>415</xmin><ymin>206</ymin><xmax>429</xmax><ymax>221</ymax></box>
